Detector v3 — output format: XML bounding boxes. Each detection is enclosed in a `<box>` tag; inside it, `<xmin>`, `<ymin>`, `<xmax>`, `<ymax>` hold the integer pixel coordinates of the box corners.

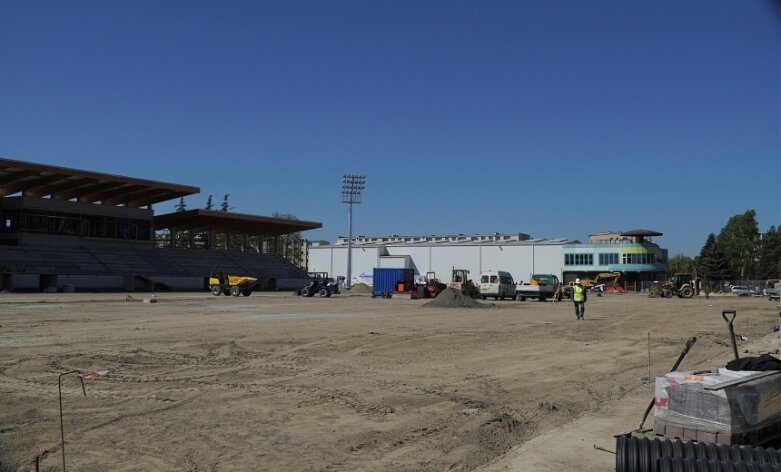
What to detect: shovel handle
<box><xmin>722</xmin><ymin>310</ymin><xmax>740</xmax><ymax>361</ymax></box>
<box><xmin>637</xmin><ymin>336</ymin><xmax>697</xmax><ymax>430</ymax></box>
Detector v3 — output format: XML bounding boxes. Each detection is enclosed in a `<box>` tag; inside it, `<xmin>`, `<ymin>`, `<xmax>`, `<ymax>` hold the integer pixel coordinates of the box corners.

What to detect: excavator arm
<box><xmin>593</xmin><ymin>272</ymin><xmax>621</xmax><ymax>291</ymax></box>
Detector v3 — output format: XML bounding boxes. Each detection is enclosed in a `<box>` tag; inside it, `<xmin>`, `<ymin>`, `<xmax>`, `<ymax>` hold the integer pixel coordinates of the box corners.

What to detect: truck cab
<box><xmin>479</xmin><ymin>270</ymin><xmax>515</xmax><ymax>300</ymax></box>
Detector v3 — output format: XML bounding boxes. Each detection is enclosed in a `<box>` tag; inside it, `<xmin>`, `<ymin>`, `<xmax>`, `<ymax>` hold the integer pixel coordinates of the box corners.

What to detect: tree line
<box><xmin>667</xmin><ymin>210</ymin><xmax>781</xmax><ymax>280</ymax></box>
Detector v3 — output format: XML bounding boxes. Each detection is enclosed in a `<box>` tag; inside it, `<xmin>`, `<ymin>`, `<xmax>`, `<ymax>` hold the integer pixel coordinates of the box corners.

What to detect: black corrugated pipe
<box><xmin>615</xmin><ymin>435</ymin><xmax>781</xmax><ymax>472</ymax></box>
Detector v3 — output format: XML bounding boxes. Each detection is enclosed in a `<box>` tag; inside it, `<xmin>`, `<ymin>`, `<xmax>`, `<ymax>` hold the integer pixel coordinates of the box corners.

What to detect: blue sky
<box><xmin>1</xmin><ymin>1</ymin><xmax>779</xmax><ymax>256</ymax></box>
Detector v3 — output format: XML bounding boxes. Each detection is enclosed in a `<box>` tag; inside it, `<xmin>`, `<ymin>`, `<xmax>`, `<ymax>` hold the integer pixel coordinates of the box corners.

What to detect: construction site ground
<box><xmin>1</xmin><ymin>291</ymin><xmax>779</xmax><ymax>472</ymax></box>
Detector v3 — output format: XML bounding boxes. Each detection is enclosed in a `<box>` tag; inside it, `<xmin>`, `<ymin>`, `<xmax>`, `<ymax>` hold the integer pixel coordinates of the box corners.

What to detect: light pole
<box><xmin>341</xmin><ymin>174</ymin><xmax>365</xmax><ymax>289</ymax></box>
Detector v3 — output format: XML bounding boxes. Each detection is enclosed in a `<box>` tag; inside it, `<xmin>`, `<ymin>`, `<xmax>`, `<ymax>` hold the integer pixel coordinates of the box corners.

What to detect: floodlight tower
<box><xmin>341</xmin><ymin>174</ymin><xmax>366</xmax><ymax>289</ymax></box>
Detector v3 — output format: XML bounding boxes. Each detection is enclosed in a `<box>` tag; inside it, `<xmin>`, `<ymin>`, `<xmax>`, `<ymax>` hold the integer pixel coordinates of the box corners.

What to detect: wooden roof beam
<box><xmin>102</xmin><ymin>187</ymin><xmax>154</xmax><ymax>206</ymax></box>
<box><xmin>1</xmin><ymin>178</ymin><xmax>43</xmax><ymax>197</ymax></box>
<box><xmin>0</xmin><ymin>169</ymin><xmax>40</xmax><ymax>185</ymax></box>
<box><xmin>0</xmin><ymin>170</ymin><xmax>40</xmax><ymax>190</ymax></box>
<box><xmin>126</xmin><ymin>190</ymin><xmax>185</xmax><ymax>209</ymax></box>
<box><xmin>21</xmin><ymin>174</ymin><xmax>72</xmax><ymax>197</ymax></box>
<box><xmin>1</xmin><ymin>174</ymin><xmax>64</xmax><ymax>196</ymax></box>
<box><xmin>47</xmin><ymin>178</ymin><xmax>95</xmax><ymax>200</ymax></box>
<box><xmin>53</xmin><ymin>180</ymin><xmax>114</xmax><ymax>201</ymax></box>
<box><xmin>79</xmin><ymin>184</ymin><xmax>143</xmax><ymax>204</ymax></box>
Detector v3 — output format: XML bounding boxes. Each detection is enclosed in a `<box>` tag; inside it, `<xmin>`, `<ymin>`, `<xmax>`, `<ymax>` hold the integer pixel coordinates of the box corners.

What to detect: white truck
<box><xmin>515</xmin><ymin>274</ymin><xmax>560</xmax><ymax>302</ymax></box>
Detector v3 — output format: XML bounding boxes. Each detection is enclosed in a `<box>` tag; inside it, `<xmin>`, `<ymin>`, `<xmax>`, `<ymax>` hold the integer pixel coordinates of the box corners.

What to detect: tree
<box><xmin>175</xmin><ymin>197</ymin><xmax>187</xmax><ymax>212</ymax></box>
<box><xmin>220</xmin><ymin>194</ymin><xmax>231</xmax><ymax>212</ymax></box>
<box><xmin>696</xmin><ymin>233</ymin><xmax>731</xmax><ymax>281</ymax></box>
<box><xmin>717</xmin><ymin>210</ymin><xmax>759</xmax><ymax>279</ymax></box>
<box><xmin>757</xmin><ymin>225</ymin><xmax>781</xmax><ymax>279</ymax></box>
<box><xmin>205</xmin><ymin>195</ymin><xmax>214</xmax><ymax>210</ymax></box>
<box><xmin>668</xmin><ymin>254</ymin><xmax>695</xmax><ymax>276</ymax></box>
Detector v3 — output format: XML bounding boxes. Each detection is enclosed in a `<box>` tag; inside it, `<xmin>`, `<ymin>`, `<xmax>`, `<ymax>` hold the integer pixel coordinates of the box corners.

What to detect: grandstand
<box><xmin>0</xmin><ymin>158</ymin><xmax>321</xmax><ymax>292</ymax></box>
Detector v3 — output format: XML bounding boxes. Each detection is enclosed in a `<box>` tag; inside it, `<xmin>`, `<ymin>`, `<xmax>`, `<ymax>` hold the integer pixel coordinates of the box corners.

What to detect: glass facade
<box><xmin>0</xmin><ymin>208</ymin><xmax>151</xmax><ymax>242</ymax></box>
<box><xmin>622</xmin><ymin>253</ymin><xmax>656</xmax><ymax>265</ymax></box>
<box><xmin>599</xmin><ymin>253</ymin><xmax>619</xmax><ymax>265</ymax></box>
<box><xmin>564</xmin><ymin>247</ymin><xmax>665</xmax><ymax>268</ymax></box>
<box><xmin>564</xmin><ymin>253</ymin><xmax>594</xmax><ymax>265</ymax></box>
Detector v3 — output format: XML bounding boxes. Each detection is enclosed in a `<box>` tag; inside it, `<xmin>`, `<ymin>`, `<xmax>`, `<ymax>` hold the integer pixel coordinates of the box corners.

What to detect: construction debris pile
<box><xmin>423</xmin><ymin>288</ymin><xmax>493</xmax><ymax>309</ymax></box>
<box><xmin>348</xmin><ymin>283</ymin><xmax>373</xmax><ymax>294</ymax></box>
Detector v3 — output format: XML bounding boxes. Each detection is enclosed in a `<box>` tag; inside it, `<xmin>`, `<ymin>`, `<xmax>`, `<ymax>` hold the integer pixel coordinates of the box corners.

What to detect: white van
<box><xmin>479</xmin><ymin>270</ymin><xmax>515</xmax><ymax>300</ymax></box>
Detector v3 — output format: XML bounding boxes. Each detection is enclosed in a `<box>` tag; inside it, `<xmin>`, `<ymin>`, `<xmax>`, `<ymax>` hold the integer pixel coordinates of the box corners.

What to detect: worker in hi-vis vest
<box><xmin>572</xmin><ymin>278</ymin><xmax>588</xmax><ymax>320</ymax></box>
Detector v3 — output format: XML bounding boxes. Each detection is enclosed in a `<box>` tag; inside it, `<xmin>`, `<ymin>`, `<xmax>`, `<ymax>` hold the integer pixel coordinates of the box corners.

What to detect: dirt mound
<box><xmin>424</xmin><ymin>288</ymin><xmax>493</xmax><ymax>308</ymax></box>
<box><xmin>348</xmin><ymin>283</ymin><xmax>373</xmax><ymax>294</ymax></box>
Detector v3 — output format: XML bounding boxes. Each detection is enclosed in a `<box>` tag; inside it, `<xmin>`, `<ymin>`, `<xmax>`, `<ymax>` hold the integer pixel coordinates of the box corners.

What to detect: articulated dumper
<box><xmin>209</xmin><ymin>272</ymin><xmax>258</xmax><ymax>297</ymax></box>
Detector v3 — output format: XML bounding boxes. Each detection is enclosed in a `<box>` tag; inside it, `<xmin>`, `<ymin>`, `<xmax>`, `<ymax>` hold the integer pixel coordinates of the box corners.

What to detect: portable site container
<box><xmin>372</xmin><ymin>268</ymin><xmax>415</xmax><ymax>296</ymax></box>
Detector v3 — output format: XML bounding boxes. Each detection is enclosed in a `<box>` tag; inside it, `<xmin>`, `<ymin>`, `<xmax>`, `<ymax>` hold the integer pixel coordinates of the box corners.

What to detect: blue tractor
<box><xmin>299</xmin><ymin>272</ymin><xmax>342</xmax><ymax>297</ymax></box>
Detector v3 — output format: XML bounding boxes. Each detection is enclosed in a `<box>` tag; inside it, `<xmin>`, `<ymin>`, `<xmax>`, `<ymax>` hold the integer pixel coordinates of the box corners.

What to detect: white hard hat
<box><xmin>575</xmin><ymin>278</ymin><xmax>581</xmax><ymax>284</ymax></box>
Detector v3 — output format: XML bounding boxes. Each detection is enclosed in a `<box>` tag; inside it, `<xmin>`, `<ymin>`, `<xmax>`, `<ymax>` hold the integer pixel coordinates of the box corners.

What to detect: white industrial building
<box><xmin>307</xmin><ymin>234</ymin><xmax>579</xmax><ymax>286</ymax></box>
<box><xmin>307</xmin><ymin>230</ymin><xmax>669</xmax><ymax>289</ymax></box>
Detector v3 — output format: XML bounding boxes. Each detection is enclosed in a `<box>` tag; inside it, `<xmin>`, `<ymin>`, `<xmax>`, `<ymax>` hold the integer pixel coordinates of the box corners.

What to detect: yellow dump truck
<box><xmin>208</xmin><ymin>272</ymin><xmax>258</xmax><ymax>297</ymax></box>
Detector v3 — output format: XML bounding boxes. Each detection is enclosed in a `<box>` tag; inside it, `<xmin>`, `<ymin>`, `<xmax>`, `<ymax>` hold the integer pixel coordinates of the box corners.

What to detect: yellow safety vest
<box><xmin>574</xmin><ymin>285</ymin><xmax>585</xmax><ymax>302</ymax></box>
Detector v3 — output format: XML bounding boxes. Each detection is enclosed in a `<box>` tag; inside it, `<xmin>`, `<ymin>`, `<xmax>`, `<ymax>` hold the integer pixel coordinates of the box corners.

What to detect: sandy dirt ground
<box><xmin>1</xmin><ymin>290</ymin><xmax>779</xmax><ymax>472</ymax></box>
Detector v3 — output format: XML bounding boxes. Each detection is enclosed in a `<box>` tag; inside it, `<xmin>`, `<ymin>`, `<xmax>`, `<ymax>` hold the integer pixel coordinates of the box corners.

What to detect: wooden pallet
<box><xmin>653</xmin><ymin>417</ymin><xmax>781</xmax><ymax>446</ymax></box>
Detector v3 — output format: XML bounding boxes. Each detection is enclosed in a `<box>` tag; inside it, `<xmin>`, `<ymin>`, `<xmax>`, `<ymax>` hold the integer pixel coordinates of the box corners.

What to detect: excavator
<box><xmin>568</xmin><ymin>272</ymin><xmax>623</xmax><ymax>293</ymax></box>
<box><xmin>591</xmin><ymin>272</ymin><xmax>623</xmax><ymax>293</ymax></box>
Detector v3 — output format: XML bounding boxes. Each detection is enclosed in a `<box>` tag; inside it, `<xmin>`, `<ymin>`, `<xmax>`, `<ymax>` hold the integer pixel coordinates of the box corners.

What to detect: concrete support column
<box><xmin>225</xmin><ymin>231</ymin><xmax>230</xmax><ymax>251</ymax></box>
<box><xmin>209</xmin><ymin>230</ymin><xmax>215</xmax><ymax>249</ymax></box>
<box><xmin>242</xmin><ymin>233</ymin><xmax>248</xmax><ymax>253</ymax></box>
<box><xmin>189</xmin><ymin>229</ymin><xmax>194</xmax><ymax>249</ymax></box>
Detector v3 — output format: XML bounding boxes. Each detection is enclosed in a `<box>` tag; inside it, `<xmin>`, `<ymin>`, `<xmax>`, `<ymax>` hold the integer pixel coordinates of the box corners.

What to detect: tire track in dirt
<box><xmin>3</xmin><ymin>294</ymin><xmax>775</xmax><ymax>471</ymax></box>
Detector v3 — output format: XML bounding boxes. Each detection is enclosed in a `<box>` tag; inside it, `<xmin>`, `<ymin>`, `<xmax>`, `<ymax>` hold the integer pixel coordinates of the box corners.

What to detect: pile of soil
<box><xmin>348</xmin><ymin>283</ymin><xmax>373</xmax><ymax>294</ymax></box>
<box><xmin>424</xmin><ymin>288</ymin><xmax>493</xmax><ymax>308</ymax></box>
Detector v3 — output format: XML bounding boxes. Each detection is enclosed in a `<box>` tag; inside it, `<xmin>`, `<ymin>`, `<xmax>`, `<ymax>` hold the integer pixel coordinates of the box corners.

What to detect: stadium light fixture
<box><xmin>341</xmin><ymin>174</ymin><xmax>366</xmax><ymax>289</ymax></box>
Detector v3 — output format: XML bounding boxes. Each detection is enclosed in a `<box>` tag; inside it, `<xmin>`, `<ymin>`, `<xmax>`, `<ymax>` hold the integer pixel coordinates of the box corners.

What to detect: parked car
<box><xmin>730</xmin><ymin>286</ymin><xmax>753</xmax><ymax>296</ymax></box>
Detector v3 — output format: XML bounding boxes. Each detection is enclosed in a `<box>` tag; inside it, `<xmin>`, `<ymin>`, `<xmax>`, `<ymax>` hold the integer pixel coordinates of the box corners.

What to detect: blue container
<box><xmin>372</xmin><ymin>268</ymin><xmax>415</xmax><ymax>296</ymax></box>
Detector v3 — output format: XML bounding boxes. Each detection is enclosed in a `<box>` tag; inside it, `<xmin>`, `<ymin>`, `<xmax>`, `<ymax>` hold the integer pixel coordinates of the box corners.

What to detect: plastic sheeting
<box><xmin>654</xmin><ymin>369</ymin><xmax>781</xmax><ymax>434</ymax></box>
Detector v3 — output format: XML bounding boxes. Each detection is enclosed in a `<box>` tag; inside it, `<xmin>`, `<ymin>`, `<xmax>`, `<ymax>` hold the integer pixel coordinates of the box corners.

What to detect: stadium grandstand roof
<box><xmin>0</xmin><ymin>157</ymin><xmax>199</xmax><ymax>207</ymax></box>
<box><xmin>153</xmin><ymin>209</ymin><xmax>322</xmax><ymax>237</ymax></box>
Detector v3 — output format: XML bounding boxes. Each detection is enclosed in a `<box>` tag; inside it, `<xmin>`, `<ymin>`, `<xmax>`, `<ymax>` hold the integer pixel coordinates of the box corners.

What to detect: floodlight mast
<box><xmin>341</xmin><ymin>174</ymin><xmax>365</xmax><ymax>290</ymax></box>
